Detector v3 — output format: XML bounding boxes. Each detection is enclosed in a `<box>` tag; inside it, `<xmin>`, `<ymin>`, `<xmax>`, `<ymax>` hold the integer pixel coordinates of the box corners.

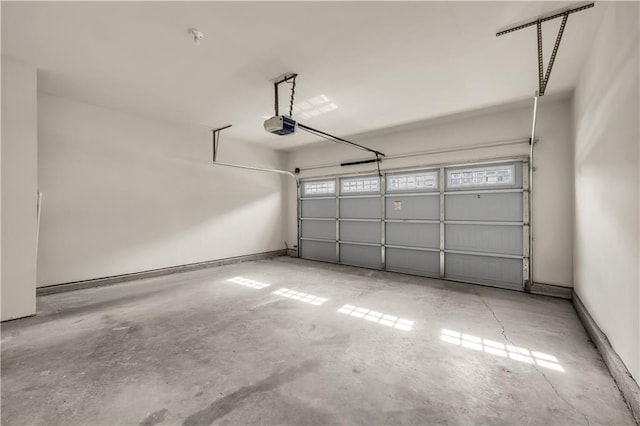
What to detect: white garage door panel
<box><xmin>445</xmin><ymin>192</ymin><xmax>522</xmax><ymax>222</ymax></box>
<box><xmin>386</xmin><ymin>248</ymin><xmax>439</xmax><ymax>277</ymax></box>
<box><xmin>340</xmin><ymin>244</ymin><xmax>381</xmax><ymax>269</ymax></box>
<box><xmin>445</xmin><ymin>224</ymin><xmax>522</xmax><ymax>256</ymax></box>
<box><xmin>385</xmin><ymin>195</ymin><xmax>439</xmax><ymax>220</ymax></box>
<box><xmin>443</xmin><ymin>161</ymin><xmax>525</xmax><ymax>290</ymax></box>
<box><xmin>299</xmin><ymin>180</ymin><xmax>337</xmax><ymax>263</ymax></box>
<box><xmin>300</xmin><ymin>240</ymin><xmax>337</xmax><ymax>263</ymax></box>
<box><xmin>301</xmin><ymin>220</ymin><xmax>335</xmax><ymax>240</ymax></box>
<box><xmin>445</xmin><ymin>253</ymin><xmax>523</xmax><ymax>290</ymax></box>
<box><xmin>340</xmin><ymin>221</ymin><xmax>381</xmax><ymax>244</ymax></box>
<box><xmin>386</xmin><ymin>222</ymin><xmax>439</xmax><ymax>248</ymax></box>
<box><xmin>340</xmin><ymin>197</ymin><xmax>381</xmax><ymax>219</ymax></box>
<box><xmin>301</xmin><ymin>199</ymin><xmax>335</xmax><ymax>218</ymax></box>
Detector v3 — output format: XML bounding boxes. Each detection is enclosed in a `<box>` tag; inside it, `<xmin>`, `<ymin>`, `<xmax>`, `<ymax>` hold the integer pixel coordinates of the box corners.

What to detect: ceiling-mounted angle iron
<box><xmin>211</xmin><ymin>124</ymin><xmax>232</xmax><ymax>162</ymax></box>
<box><xmin>264</xmin><ymin>72</ymin><xmax>385</xmax><ymax>174</ymax></box>
<box><xmin>496</xmin><ymin>1</ymin><xmax>594</xmax><ymax>96</ymax></box>
<box><xmin>210</xmin><ymin>124</ymin><xmax>298</xmax><ymax>182</ymax></box>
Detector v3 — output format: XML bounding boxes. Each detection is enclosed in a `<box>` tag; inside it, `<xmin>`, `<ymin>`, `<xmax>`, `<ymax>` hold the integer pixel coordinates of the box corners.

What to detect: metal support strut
<box><xmin>531</xmin><ymin>12</ymin><xmax>570</xmax><ymax>96</ymax></box>
<box><xmin>496</xmin><ymin>2</ymin><xmax>593</xmax><ymax>95</ymax></box>
<box><xmin>211</xmin><ymin>125</ymin><xmax>232</xmax><ymax>162</ymax></box>
<box><xmin>274</xmin><ymin>73</ymin><xmax>298</xmax><ymax>117</ymax></box>
<box><xmin>297</xmin><ymin>122</ymin><xmax>385</xmax><ymax>159</ymax></box>
<box><xmin>539</xmin><ymin>12</ymin><xmax>569</xmax><ymax>95</ymax></box>
<box><xmin>496</xmin><ymin>2</ymin><xmax>593</xmax><ymax>36</ymax></box>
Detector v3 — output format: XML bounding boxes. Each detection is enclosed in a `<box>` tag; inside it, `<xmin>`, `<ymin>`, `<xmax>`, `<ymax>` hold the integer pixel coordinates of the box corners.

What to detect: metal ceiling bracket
<box><xmin>496</xmin><ymin>2</ymin><xmax>593</xmax><ymax>96</ymax></box>
<box><xmin>532</xmin><ymin>12</ymin><xmax>569</xmax><ymax>96</ymax></box>
<box><xmin>273</xmin><ymin>72</ymin><xmax>298</xmax><ymax>117</ymax></box>
<box><xmin>496</xmin><ymin>2</ymin><xmax>593</xmax><ymax>36</ymax></box>
<box><xmin>537</xmin><ymin>22</ymin><xmax>544</xmax><ymax>95</ymax></box>
<box><xmin>211</xmin><ymin>124</ymin><xmax>232</xmax><ymax>162</ymax></box>
<box><xmin>540</xmin><ymin>12</ymin><xmax>569</xmax><ymax>95</ymax></box>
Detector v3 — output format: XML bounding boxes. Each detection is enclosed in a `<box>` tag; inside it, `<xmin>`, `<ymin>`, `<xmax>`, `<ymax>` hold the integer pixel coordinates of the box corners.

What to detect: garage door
<box><xmin>298</xmin><ymin>160</ymin><xmax>529</xmax><ymax>291</ymax></box>
<box><xmin>443</xmin><ymin>162</ymin><xmax>527</xmax><ymax>291</ymax></box>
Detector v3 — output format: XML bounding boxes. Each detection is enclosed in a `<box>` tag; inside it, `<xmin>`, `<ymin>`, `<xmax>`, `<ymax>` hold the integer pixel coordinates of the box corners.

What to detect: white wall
<box><xmin>37</xmin><ymin>93</ymin><xmax>288</xmax><ymax>287</ymax></box>
<box><xmin>287</xmin><ymin>97</ymin><xmax>574</xmax><ymax>288</ymax></box>
<box><xmin>573</xmin><ymin>2</ymin><xmax>639</xmax><ymax>381</ymax></box>
<box><xmin>1</xmin><ymin>56</ymin><xmax>38</xmax><ymax>320</ymax></box>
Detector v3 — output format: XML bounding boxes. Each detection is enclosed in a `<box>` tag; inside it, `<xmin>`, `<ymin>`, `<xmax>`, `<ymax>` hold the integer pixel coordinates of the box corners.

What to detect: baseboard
<box><xmin>37</xmin><ymin>249</ymin><xmax>288</xmax><ymax>296</ymax></box>
<box><xmin>1</xmin><ymin>313</ymin><xmax>36</xmax><ymax>323</ymax></box>
<box><xmin>530</xmin><ymin>282</ymin><xmax>573</xmax><ymax>299</ymax></box>
<box><xmin>573</xmin><ymin>291</ymin><xmax>640</xmax><ymax>424</ymax></box>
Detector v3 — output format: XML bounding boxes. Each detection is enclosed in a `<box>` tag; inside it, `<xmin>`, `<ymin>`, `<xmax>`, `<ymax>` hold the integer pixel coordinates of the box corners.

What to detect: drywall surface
<box><xmin>1</xmin><ymin>56</ymin><xmax>38</xmax><ymax>320</ymax></box>
<box><xmin>37</xmin><ymin>93</ymin><xmax>288</xmax><ymax>287</ymax></box>
<box><xmin>287</xmin><ymin>97</ymin><xmax>574</xmax><ymax>288</ymax></box>
<box><xmin>573</xmin><ymin>2</ymin><xmax>639</xmax><ymax>381</ymax></box>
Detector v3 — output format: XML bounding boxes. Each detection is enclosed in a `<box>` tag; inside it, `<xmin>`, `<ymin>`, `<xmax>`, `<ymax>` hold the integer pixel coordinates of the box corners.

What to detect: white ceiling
<box><xmin>2</xmin><ymin>1</ymin><xmax>604</xmax><ymax>150</ymax></box>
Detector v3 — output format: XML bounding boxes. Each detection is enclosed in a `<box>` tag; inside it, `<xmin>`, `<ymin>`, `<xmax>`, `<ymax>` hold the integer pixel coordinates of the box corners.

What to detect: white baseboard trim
<box><xmin>37</xmin><ymin>249</ymin><xmax>288</xmax><ymax>296</ymax></box>
<box><xmin>573</xmin><ymin>291</ymin><xmax>640</xmax><ymax>424</ymax></box>
<box><xmin>530</xmin><ymin>282</ymin><xmax>572</xmax><ymax>299</ymax></box>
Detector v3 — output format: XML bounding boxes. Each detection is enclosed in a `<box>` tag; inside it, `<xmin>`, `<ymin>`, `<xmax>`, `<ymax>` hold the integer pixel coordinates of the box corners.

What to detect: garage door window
<box><xmin>387</xmin><ymin>171</ymin><xmax>438</xmax><ymax>192</ymax></box>
<box><xmin>341</xmin><ymin>177</ymin><xmax>380</xmax><ymax>193</ymax></box>
<box><xmin>448</xmin><ymin>164</ymin><xmax>515</xmax><ymax>188</ymax></box>
<box><xmin>303</xmin><ymin>180</ymin><xmax>335</xmax><ymax>196</ymax></box>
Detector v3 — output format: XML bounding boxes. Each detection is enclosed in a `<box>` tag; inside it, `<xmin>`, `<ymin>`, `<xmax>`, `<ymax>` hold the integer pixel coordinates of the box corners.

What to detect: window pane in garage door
<box><xmin>303</xmin><ymin>180</ymin><xmax>335</xmax><ymax>196</ymax></box>
<box><xmin>446</xmin><ymin>163</ymin><xmax>522</xmax><ymax>191</ymax></box>
<box><xmin>387</xmin><ymin>170</ymin><xmax>438</xmax><ymax>192</ymax></box>
<box><xmin>341</xmin><ymin>176</ymin><xmax>380</xmax><ymax>194</ymax></box>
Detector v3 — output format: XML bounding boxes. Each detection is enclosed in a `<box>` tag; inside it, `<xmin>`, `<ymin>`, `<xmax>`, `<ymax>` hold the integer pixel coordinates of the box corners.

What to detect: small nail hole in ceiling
<box><xmin>190</xmin><ymin>29</ymin><xmax>204</xmax><ymax>46</ymax></box>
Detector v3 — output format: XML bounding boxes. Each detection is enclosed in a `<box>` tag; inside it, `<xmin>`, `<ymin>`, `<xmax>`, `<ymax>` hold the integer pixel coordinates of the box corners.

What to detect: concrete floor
<box><xmin>1</xmin><ymin>257</ymin><xmax>634</xmax><ymax>425</ymax></box>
